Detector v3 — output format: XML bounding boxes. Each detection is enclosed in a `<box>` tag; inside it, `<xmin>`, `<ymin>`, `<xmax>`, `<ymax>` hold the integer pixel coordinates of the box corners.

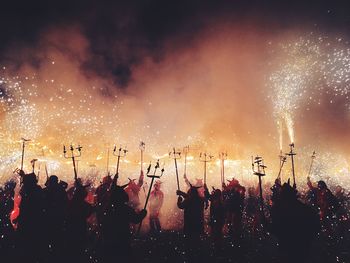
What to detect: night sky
<box><xmin>1</xmin><ymin>0</ymin><xmax>349</xmax><ymax>86</ymax></box>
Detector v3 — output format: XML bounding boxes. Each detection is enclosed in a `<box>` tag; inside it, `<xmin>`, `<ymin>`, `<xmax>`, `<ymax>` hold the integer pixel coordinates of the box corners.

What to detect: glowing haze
<box><xmin>1</xmin><ymin>22</ymin><xmax>350</xmax><ymax>194</ymax></box>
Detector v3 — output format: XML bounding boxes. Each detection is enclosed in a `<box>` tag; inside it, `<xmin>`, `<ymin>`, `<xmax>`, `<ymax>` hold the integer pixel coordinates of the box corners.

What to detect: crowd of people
<box><xmin>0</xmin><ymin>168</ymin><xmax>349</xmax><ymax>263</ymax></box>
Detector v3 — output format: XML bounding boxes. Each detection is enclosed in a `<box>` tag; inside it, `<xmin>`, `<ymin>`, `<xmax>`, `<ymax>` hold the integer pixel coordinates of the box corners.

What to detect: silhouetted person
<box><xmin>42</xmin><ymin>175</ymin><xmax>68</xmax><ymax>262</ymax></box>
<box><xmin>65</xmin><ymin>180</ymin><xmax>94</xmax><ymax>263</ymax></box>
<box><xmin>0</xmin><ymin>179</ymin><xmax>16</xmax><ymax>261</ymax></box>
<box><xmin>16</xmin><ymin>172</ymin><xmax>46</xmax><ymax>263</ymax></box>
<box><xmin>306</xmin><ymin>176</ymin><xmax>319</xmax><ymax>209</ymax></box>
<box><xmin>307</xmin><ymin>178</ymin><xmax>339</xmax><ymax>232</ymax></box>
<box><xmin>125</xmin><ymin>171</ymin><xmax>144</xmax><ymax>210</ymax></box>
<box><xmin>271</xmin><ymin>183</ymin><xmax>320</xmax><ymax>263</ymax></box>
<box><xmin>177</xmin><ymin>185</ymin><xmax>205</xmax><ymax>261</ymax></box>
<box><xmin>271</xmin><ymin>178</ymin><xmax>282</xmax><ymax>204</ymax></box>
<box><xmin>95</xmin><ymin>175</ymin><xmax>113</xmax><ymax>228</ymax></box>
<box><xmin>204</xmin><ymin>185</ymin><xmax>225</xmax><ymax>254</ymax></box>
<box><xmin>223</xmin><ymin>178</ymin><xmax>245</xmax><ymax>241</ymax></box>
<box><xmin>100</xmin><ymin>184</ymin><xmax>146</xmax><ymax>263</ymax></box>
<box><xmin>149</xmin><ymin>180</ymin><xmax>164</xmax><ymax>235</ymax></box>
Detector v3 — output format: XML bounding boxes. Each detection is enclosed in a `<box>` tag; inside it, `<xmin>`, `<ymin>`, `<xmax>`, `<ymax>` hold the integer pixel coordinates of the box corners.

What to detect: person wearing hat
<box><xmin>149</xmin><ymin>180</ymin><xmax>164</xmax><ymax>235</ymax></box>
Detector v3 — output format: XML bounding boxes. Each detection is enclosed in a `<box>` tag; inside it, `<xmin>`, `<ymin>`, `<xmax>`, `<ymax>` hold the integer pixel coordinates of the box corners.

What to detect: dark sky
<box><xmin>1</xmin><ymin>0</ymin><xmax>349</xmax><ymax>85</ymax></box>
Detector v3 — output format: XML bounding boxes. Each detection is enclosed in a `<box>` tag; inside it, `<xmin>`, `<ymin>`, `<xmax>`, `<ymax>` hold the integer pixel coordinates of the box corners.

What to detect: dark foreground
<box><xmin>130</xmin><ymin>228</ymin><xmax>349</xmax><ymax>263</ymax></box>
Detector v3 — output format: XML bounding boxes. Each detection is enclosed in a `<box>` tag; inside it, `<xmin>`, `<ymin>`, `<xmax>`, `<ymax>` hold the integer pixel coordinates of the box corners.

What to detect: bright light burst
<box><xmin>269</xmin><ymin>34</ymin><xmax>350</xmax><ymax>148</ymax></box>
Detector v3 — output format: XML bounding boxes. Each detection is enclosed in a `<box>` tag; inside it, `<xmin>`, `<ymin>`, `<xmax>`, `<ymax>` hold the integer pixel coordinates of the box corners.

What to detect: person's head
<box><xmin>102</xmin><ymin>175</ymin><xmax>112</xmax><ymax>185</ymax></box>
<box><xmin>46</xmin><ymin>175</ymin><xmax>59</xmax><ymax>187</ymax></box>
<box><xmin>73</xmin><ymin>181</ymin><xmax>89</xmax><ymax>201</ymax></box>
<box><xmin>111</xmin><ymin>185</ymin><xmax>129</xmax><ymax>204</ymax></box>
<box><xmin>335</xmin><ymin>185</ymin><xmax>344</xmax><ymax>194</ymax></box>
<box><xmin>187</xmin><ymin>185</ymin><xmax>200</xmax><ymax>199</ymax></box>
<box><xmin>275</xmin><ymin>178</ymin><xmax>281</xmax><ymax>186</ymax></box>
<box><xmin>59</xmin><ymin>180</ymin><xmax>68</xmax><ymax>190</ymax></box>
<box><xmin>194</xmin><ymin>178</ymin><xmax>203</xmax><ymax>188</ymax></box>
<box><xmin>227</xmin><ymin>178</ymin><xmax>239</xmax><ymax>189</ymax></box>
<box><xmin>22</xmin><ymin>173</ymin><xmax>37</xmax><ymax>188</ymax></box>
<box><xmin>4</xmin><ymin>180</ymin><xmax>16</xmax><ymax>191</ymax></box>
<box><xmin>126</xmin><ymin>178</ymin><xmax>139</xmax><ymax>191</ymax></box>
<box><xmin>317</xmin><ymin>180</ymin><xmax>327</xmax><ymax>190</ymax></box>
<box><xmin>248</xmin><ymin>187</ymin><xmax>256</xmax><ymax>196</ymax></box>
<box><xmin>154</xmin><ymin>180</ymin><xmax>162</xmax><ymax>191</ymax></box>
<box><xmin>212</xmin><ymin>189</ymin><xmax>222</xmax><ymax>200</ymax></box>
<box><xmin>280</xmin><ymin>183</ymin><xmax>297</xmax><ymax>202</ymax></box>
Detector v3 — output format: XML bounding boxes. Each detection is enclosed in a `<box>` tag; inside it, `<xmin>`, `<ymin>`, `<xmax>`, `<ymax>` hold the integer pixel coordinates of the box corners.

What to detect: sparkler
<box><xmin>63</xmin><ymin>144</ymin><xmax>82</xmax><ymax>181</ymax></box>
<box><xmin>199</xmin><ymin>152</ymin><xmax>213</xmax><ymax>184</ymax></box>
<box><xmin>270</xmin><ymin>35</ymin><xmax>350</xmax><ymax>148</ymax></box>
<box><xmin>219</xmin><ymin>151</ymin><xmax>228</xmax><ymax>186</ymax></box>
<box><xmin>169</xmin><ymin>147</ymin><xmax>181</xmax><ymax>191</ymax></box>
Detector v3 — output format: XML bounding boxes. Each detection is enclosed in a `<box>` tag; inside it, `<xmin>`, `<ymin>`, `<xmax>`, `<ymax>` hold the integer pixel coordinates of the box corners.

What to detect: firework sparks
<box><xmin>269</xmin><ymin>35</ymin><xmax>350</xmax><ymax>148</ymax></box>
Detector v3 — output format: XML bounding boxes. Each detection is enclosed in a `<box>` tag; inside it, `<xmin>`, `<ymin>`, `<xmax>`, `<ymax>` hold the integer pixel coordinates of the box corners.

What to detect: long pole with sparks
<box><xmin>140</xmin><ymin>141</ymin><xmax>145</xmax><ymax>173</ymax></box>
<box><xmin>106</xmin><ymin>148</ymin><xmax>110</xmax><ymax>176</ymax></box>
<box><xmin>308</xmin><ymin>151</ymin><xmax>316</xmax><ymax>178</ymax></box>
<box><xmin>183</xmin><ymin>146</ymin><xmax>189</xmax><ymax>177</ymax></box>
<box><xmin>169</xmin><ymin>148</ymin><xmax>181</xmax><ymax>191</ymax></box>
<box><xmin>112</xmin><ymin>145</ymin><xmax>127</xmax><ymax>184</ymax></box>
<box><xmin>219</xmin><ymin>152</ymin><xmax>227</xmax><ymax>186</ymax></box>
<box><xmin>40</xmin><ymin>148</ymin><xmax>49</xmax><ymax>182</ymax></box>
<box><xmin>286</xmin><ymin>143</ymin><xmax>296</xmax><ymax>188</ymax></box>
<box><xmin>252</xmin><ymin>155</ymin><xmax>266</xmax><ymax>216</ymax></box>
<box><xmin>277</xmin><ymin>150</ymin><xmax>287</xmax><ymax>182</ymax></box>
<box><xmin>200</xmin><ymin>152</ymin><xmax>213</xmax><ymax>185</ymax></box>
<box><xmin>20</xmin><ymin>138</ymin><xmax>31</xmax><ymax>171</ymax></box>
<box><xmin>30</xmin><ymin>159</ymin><xmax>38</xmax><ymax>173</ymax></box>
<box><xmin>63</xmin><ymin>144</ymin><xmax>82</xmax><ymax>181</ymax></box>
<box><xmin>137</xmin><ymin>160</ymin><xmax>164</xmax><ymax>235</ymax></box>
